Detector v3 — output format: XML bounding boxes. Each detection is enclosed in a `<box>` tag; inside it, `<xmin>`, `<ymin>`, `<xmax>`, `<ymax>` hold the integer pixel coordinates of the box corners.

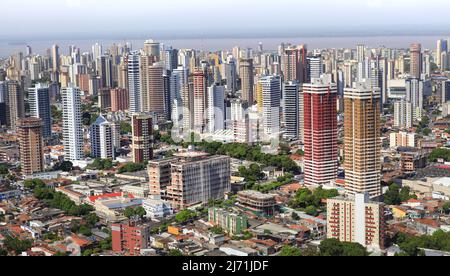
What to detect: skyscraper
<box><xmin>344</xmin><ymin>83</ymin><xmax>381</xmax><ymax>198</ymax></box>
<box><xmin>111</xmin><ymin>88</ymin><xmax>129</xmax><ymax>112</ymax></box>
<box><xmin>52</xmin><ymin>45</ymin><xmax>60</xmax><ymax>73</ymax></box>
<box><xmin>260</xmin><ymin>75</ymin><xmax>281</xmax><ymax>137</ymax></box>
<box><xmin>143</xmin><ymin>40</ymin><xmax>161</xmax><ymax>61</ymax></box>
<box><xmin>28</xmin><ymin>83</ymin><xmax>52</xmax><ymax>138</ymax></box>
<box><xmin>283</xmin><ymin>81</ymin><xmax>300</xmax><ymax>140</ymax></box>
<box><xmin>0</xmin><ymin>82</ymin><xmax>6</xmax><ymax>126</ymax></box>
<box><xmin>5</xmin><ymin>81</ymin><xmax>25</xmax><ymax>130</ymax></box>
<box><xmin>239</xmin><ymin>58</ymin><xmax>254</xmax><ymax>104</ymax></box>
<box><xmin>90</xmin><ymin>115</ymin><xmax>115</xmax><ymax>159</ymax></box>
<box><xmin>207</xmin><ymin>84</ymin><xmax>225</xmax><ymax>133</ymax></box>
<box><xmin>193</xmin><ymin>69</ymin><xmax>207</xmax><ymax>132</ymax></box>
<box><xmin>132</xmin><ymin>114</ymin><xmax>153</xmax><ymax>163</ymax></box>
<box><xmin>17</xmin><ymin>118</ymin><xmax>44</xmax><ymax>176</ymax></box>
<box><xmin>128</xmin><ymin>52</ymin><xmax>141</xmax><ymax>114</ymax></box>
<box><xmin>307</xmin><ymin>55</ymin><xmax>323</xmax><ymax>80</ymax></box>
<box><xmin>62</xmin><ymin>84</ymin><xmax>84</xmax><ymax>161</ymax></box>
<box><xmin>437</xmin><ymin>39</ymin><xmax>448</xmax><ymax>69</ymax></box>
<box><xmin>410</xmin><ymin>43</ymin><xmax>422</xmax><ymax>79</ymax></box>
<box><xmin>282</xmin><ymin>45</ymin><xmax>307</xmax><ymax>83</ymax></box>
<box><xmin>303</xmin><ymin>76</ymin><xmax>338</xmax><ymax>186</ymax></box>
<box><xmin>146</xmin><ymin>64</ymin><xmax>165</xmax><ymax>116</ymax></box>
<box><xmin>97</xmin><ymin>55</ymin><xmax>113</xmax><ymax>88</ymax></box>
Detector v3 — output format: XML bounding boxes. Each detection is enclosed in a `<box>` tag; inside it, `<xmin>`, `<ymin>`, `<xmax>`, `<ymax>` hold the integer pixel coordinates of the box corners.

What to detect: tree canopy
<box><xmin>319</xmin><ymin>239</ymin><xmax>369</xmax><ymax>256</ymax></box>
<box><xmin>384</xmin><ymin>184</ymin><xmax>417</xmax><ymax>205</ymax></box>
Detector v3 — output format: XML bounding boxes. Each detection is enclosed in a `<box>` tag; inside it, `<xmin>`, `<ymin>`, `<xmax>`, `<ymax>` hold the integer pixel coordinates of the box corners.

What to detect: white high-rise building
<box><xmin>260</xmin><ymin>75</ymin><xmax>281</xmax><ymax>137</ymax></box>
<box><xmin>92</xmin><ymin>43</ymin><xmax>103</xmax><ymax>61</ymax></box>
<box><xmin>90</xmin><ymin>115</ymin><xmax>115</xmax><ymax>159</ymax></box>
<box><xmin>406</xmin><ymin>78</ymin><xmax>425</xmax><ymax>121</ymax></box>
<box><xmin>394</xmin><ymin>99</ymin><xmax>413</xmax><ymax>129</ymax></box>
<box><xmin>128</xmin><ymin>51</ymin><xmax>141</xmax><ymax>114</ymax></box>
<box><xmin>308</xmin><ymin>55</ymin><xmax>323</xmax><ymax>80</ymax></box>
<box><xmin>28</xmin><ymin>83</ymin><xmax>51</xmax><ymax>139</ymax></box>
<box><xmin>62</xmin><ymin>84</ymin><xmax>84</xmax><ymax>161</ymax></box>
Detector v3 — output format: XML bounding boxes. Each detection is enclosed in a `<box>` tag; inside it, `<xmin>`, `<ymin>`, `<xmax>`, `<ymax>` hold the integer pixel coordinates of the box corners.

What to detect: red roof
<box><xmin>89</xmin><ymin>193</ymin><xmax>134</xmax><ymax>202</ymax></box>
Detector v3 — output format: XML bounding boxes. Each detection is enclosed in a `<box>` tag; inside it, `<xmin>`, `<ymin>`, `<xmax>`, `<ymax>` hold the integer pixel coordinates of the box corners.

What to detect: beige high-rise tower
<box><xmin>239</xmin><ymin>58</ymin><xmax>254</xmax><ymax>104</ymax></box>
<box><xmin>344</xmin><ymin>82</ymin><xmax>381</xmax><ymax>198</ymax></box>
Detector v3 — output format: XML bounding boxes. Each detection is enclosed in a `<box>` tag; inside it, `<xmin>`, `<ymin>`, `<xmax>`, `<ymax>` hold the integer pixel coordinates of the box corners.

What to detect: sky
<box><xmin>2</xmin><ymin>0</ymin><xmax>450</xmax><ymax>40</ymax></box>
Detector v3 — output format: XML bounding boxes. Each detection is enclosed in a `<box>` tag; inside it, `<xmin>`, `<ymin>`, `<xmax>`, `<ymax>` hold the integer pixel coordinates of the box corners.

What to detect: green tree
<box><xmin>120</xmin><ymin>122</ymin><xmax>132</xmax><ymax>135</ymax></box>
<box><xmin>124</xmin><ymin>207</ymin><xmax>136</xmax><ymax>219</ymax></box>
<box><xmin>134</xmin><ymin>206</ymin><xmax>147</xmax><ymax>218</ymax></box>
<box><xmin>442</xmin><ymin>202</ymin><xmax>450</xmax><ymax>214</ymax></box>
<box><xmin>319</xmin><ymin>239</ymin><xmax>368</xmax><ymax>256</ymax></box>
<box><xmin>168</xmin><ymin>249</ymin><xmax>183</xmax><ymax>256</ymax></box>
<box><xmin>175</xmin><ymin>210</ymin><xmax>197</xmax><ymax>224</ymax></box>
<box><xmin>305</xmin><ymin>206</ymin><xmax>319</xmax><ymax>217</ymax></box>
<box><xmin>210</xmin><ymin>226</ymin><xmax>224</xmax><ymax>235</ymax></box>
<box><xmin>384</xmin><ymin>184</ymin><xmax>401</xmax><ymax>205</ymax></box>
<box><xmin>0</xmin><ymin>163</ymin><xmax>9</xmax><ymax>175</ymax></box>
<box><xmin>4</xmin><ymin>237</ymin><xmax>33</xmax><ymax>255</ymax></box>
<box><xmin>54</xmin><ymin>161</ymin><xmax>73</xmax><ymax>172</ymax></box>
<box><xmin>279</xmin><ymin>245</ymin><xmax>302</xmax><ymax>256</ymax></box>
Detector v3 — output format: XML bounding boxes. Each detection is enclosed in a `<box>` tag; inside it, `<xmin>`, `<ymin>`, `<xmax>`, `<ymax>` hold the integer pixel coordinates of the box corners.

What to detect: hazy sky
<box><xmin>2</xmin><ymin>0</ymin><xmax>450</xmax><ymax>40</ymax></box>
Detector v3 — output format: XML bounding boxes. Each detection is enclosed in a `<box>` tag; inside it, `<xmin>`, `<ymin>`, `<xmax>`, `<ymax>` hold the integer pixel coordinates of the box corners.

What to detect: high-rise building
<box><xmin>327</xmin><ymin>194</ymin><xmax>386</xmax><ymax>250</ymax></box>
<box><xmin>128</xmin><ymin>52</ymin><xmax>141</xmax><ymax>114</ymax></box>
<box><xmin>406</xmin><ymin>78</ymin><xmax>424</xmax><ymax>121</ymax></box>
<box><xmin>166</xmin><ymin>153</ymin><xmax>231</xmax><ymax>210</ymax></box>
<box><xmin>144</xmin><ymin>63</ymin><xmax>165</xmax><ymax>116</ymax></box>
<box><xmin>92</xmin><ymin>43</ymin><xmax>103</xmax><ymax>61</ymax></box>
<box><xmin>239</xmin><ymin>58</ymin><xmax>254</xmax><ymax>104</ymax></box>
<box><xmin>282</xmin><ymin>45</ymin><xmax>307</xmax><ymax>83</ymax></box>
<box><xmin>260</xmin><ymin>75</ymin><xmax>281</xmax><ymax>137</ymax></box>
<box><xmin>207</xmin><ymin>84</ymin><xmax>225</xmax><ymax>132</ymax></box>
<box><xmin>0</xmin><ymin>82</ymin><xmax>6</xmax><ymax>126</ymax></box>
<box><xmin>193</xmin><ymin>69</ymin><xmax>207</xmax><ymax>132</ymax></box>
<box><xmin>303</xmin><ymin>76</ymin><xmax>338</xmax><ymax>186</ymax></box>
<box><xmin>437</xmin><ymin>39</ymin><xmax>448</xmax><ymax>69</ymax></box>
<box><xmin>98</xmin><ymin>88</ymin><xmax>111</xmax><ymax>110</ymax></box>
<box><xmin>52</xmin><ymin>45</ymin><xmax>60</xmax><ymax>73</ymax></box>
<box><xmin>143</xmin><ymin>40</ymin><xmax>161</xmax><ymax>61</ymax></box>
<box><xmin>4</xmin><ymin>81</ymin><xmax>25</xmax><ymax>130</ymax></box>
<box><xmin>283</xmin><ymin>81</ymin><xmax>300</xmax><ymax>140</ymax></box>
<box><xmin>28</xmin><ymin>83</ymin><xmax>52</xmax><ymax>139</ymax></box>
<box><xmin>132</xmin><ymin>114</ymin><xmax>153</xmax><ymax>163</ymax></box>
<box><xmin>62</xmin><ymin>84</ymin><xmax>84</xmax><ymax>161</ymax></box>
<box><xmin>442</xmin><ymin>80</ymin><xmax>450</xmax><ymax>104</ymax></box>
<box><xmin>164</xmin><ymin>47</ymin><xmax>178</xmax><ymax>72</ymax></box>
<box><xmin>223</xmin><ymin>60</ymin><xmax>237</xmax><ymax>94</ymax></box>
<box><xmin>344</xmin><ymin>82</ymin><xmax>381</xmax><ymax>198</ymax></box>
<box><xmin>307</xmin><ymin>55</ymin><xmax>323</xmax><ymax>80</ymax></box>
<box><xmin>111</xmin><ymin>88</ymin><xmax>129</xmax><ymax>112</ymax></box>
<box><xmin>90</xmin><ymin>115</ymin><xmax>115</xmax><ymax>159</ymax></box>
<box><xmin>97</xmin><ymin>55</ymin><xmax>113</xmax><ymax>88</ymax></box>
<box><xmin>17</xmin><ymin>118</ymin><xmax>44</xmax><ymax>175</ymax></box>
<box><xmin>394</xmin><ymin>99</ymin><xmax>413</xmax><ymax>129</ymax></box>
<box><xmin>410</xmin><ymin>43</ymin><xmax>422</xmax><ymax>79</ymax></box>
